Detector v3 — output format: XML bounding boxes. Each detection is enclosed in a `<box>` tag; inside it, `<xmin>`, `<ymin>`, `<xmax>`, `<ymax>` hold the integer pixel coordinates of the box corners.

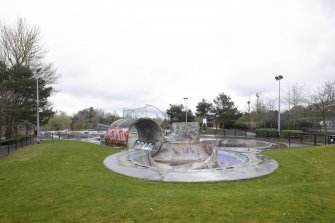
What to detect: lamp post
<box><xmin>256</xmin><ymin>93</ymin><xmax>259</xmax><ymax>113</ymax></box>
<box><xmin>183</xmin><ymin>97</ymin><xmax>188</xmax><ymax>123</ymax></box>
<box><xmin>247</xmin><ymin>100</ymin><xmax>251</xmax><ymax>130</ymax></box>
<box><xmin>256</xmin><ymin>93</ymin><xmax>260</xmax><ymax>128</ymax></box>
<box><xmin>36</xmin><ymin>68</ymin><xmax>42</xmax><ymax>144</ymax></box>
<box><xmin>275</xmin><ymin>75</ymin><xmax>284</xmax><ymax>135</ymax></box>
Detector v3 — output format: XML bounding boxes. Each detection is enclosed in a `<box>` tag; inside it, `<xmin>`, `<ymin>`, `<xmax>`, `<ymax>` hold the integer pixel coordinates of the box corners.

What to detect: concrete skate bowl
<box><xmin>130</xmin><ymin>141</ymin><xmax>248</xmax><ymax>170</ymax></box>
<box><xmin>104</xmin><ymin>120</ymin><xmax>279</xmax><ymax>182</ymax></box>
<box><xmin>219</xmin><ymin>138</ymin><xmax>273</xmax><ymax>149</ymax></box>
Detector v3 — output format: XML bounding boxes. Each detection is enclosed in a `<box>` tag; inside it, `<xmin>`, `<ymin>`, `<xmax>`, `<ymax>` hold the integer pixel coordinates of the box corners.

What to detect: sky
<box><xmin>1</xmin><ymin>0</ymin><xmax>335</xmax><ymax>116</ymax></box>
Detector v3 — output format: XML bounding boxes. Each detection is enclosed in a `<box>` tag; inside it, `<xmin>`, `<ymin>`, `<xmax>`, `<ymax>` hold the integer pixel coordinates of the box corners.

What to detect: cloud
<box><xmin>2</xmin><ymin>0</ymin><xmax>335</xmax><ymax>115</ymax></box>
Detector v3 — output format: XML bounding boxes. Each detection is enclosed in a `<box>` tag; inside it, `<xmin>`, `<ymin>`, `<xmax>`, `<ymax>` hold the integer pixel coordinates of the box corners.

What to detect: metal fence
<box><xmin>0</xmin><ymin>136</ymin><xmax>35</xmax><ymax>157</ymax></box>
<box><xmin>203</xmin><ymin>128</ymin><xmax>334</xmax><ymax>147</ymax></box>
<box><xmin>202</xmin><ymin>128</ymin><xmax>249</xmax><ymax>137</ymax></box>
<box><xmin>0</xmin><ymin>132</ymin><xmax>105</xmax><ymax>158</ymax></box>
<box><xmin>256</xmin><ymin>131</ymin><xmax>333</xmax><ymax>147</ymax></box>
<box><xmin>38</xmin><ymin>132</ymin><xmax>105</xmax><ymax>141</ymax></box>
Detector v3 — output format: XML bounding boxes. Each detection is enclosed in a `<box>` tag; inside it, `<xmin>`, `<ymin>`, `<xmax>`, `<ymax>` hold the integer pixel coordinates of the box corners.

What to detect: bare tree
<box><xmin>0</xmin><ymin>18</ymin><xmax>57</xmax><ymax>137</ymax></box>
<box><xmin>311</xmin><ymin>81</ymin><xmax>335</xmax><ymax>134</ymax></box>
<box><xmin>252</xmin><ymin>93</ymin><xmax>267</xmax><ymax>128</ymax></box>
<box><xmin>0</xmin><ymin>17</ymin><xmax>58</xmax><ymax>83</ymax></box>
<box><xmin>286</xmin><ymin>83</ymin><xmax>306</xmax><ymax>128</ymax></box>
<box><xmin>265</xmin><ymin>97</ymin><xmax>276</xmax><ymax>111</ymax></box>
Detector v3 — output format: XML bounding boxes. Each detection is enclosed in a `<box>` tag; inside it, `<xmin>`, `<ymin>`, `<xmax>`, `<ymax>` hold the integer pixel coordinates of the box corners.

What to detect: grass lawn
<box><xmin>0</xmin><ymin>140</ymin><xmax>335</xmax><ymax>223</ymax></box>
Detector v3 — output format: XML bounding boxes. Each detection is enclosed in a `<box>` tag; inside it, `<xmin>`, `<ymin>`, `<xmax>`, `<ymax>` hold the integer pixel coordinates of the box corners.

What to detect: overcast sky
<box><xmin>1</xmin><ymin>0</ymin><xmax>335</xmax><ymax>116</ymax></box>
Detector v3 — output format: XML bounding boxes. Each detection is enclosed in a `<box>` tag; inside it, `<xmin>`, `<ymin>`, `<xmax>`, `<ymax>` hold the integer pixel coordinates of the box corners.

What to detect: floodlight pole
<box><xmin>36</xmin><ymin>68</ymin><xmax>42</xmax><ymax>144</ymax></box>
<box><xmin>275</xmin><ymin>75</ymin><xmax>284</xmax><ymax>135</ymax></box>
<box><xmin>183</xmin><ymin>97</ymin><xmax>188</xmax><ymax>123</ymax></box>
<box><xmin>247</xmin><ymin>100</ymin><xmax>251</xmax><ymax>130</ymax></box>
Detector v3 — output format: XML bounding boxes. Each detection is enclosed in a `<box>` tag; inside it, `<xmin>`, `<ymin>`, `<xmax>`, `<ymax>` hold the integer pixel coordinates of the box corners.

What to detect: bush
<box><xmin>256</xmin><ymin>128</ymin><xmax>278</xmax><ymax>137</ymax></box>
<box><xmin>281</xmin><ymin>130</ymin><xmax>304</xmax><ymax>138</ymax></box>
<box><xmin>231</xmin><ymin>122</ymin><xmax>248</xmax><ymax>130</ymax></box>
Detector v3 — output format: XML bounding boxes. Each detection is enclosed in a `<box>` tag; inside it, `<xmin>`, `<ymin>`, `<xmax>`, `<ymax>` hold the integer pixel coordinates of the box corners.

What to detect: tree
<box><xmin>167</xmin><ymin>104</ymin><xmax>184</xmax><ymax>123</ymax></box>
<box><xmin>166</xmin><ymin>104</ymin><xmax>194</xmax><ymax>123</ymax></box>
<box><xmin>310</xmin><ymin>81</ymin><xmax>335</xmax><ymax>134</ymax></box>
<box><xmin>45</xmin><ymin>111</ymin><xmax>72</xmax><ymax>131</ymax></box>
<box><xmin>0</xmin><ymin>64</ymin><xmax>53</xmax><ymax>137</ymax></box>
<box><xmin>286</xmin><ymin>83</ymin><xmax>306</xmax><ymax>129</ymax></box>
<box><xmin>0</xmin><ymin>18</ymin><xmax>58</xmax><ymax>83</ymax></box>
<box><xmin>0</xmin><ymin>18</ymin><xmax>57</xmax><ymax>138</ymax></box>
<box><xmin>0</xmin><ymin>61</ymin><xmax>8</xmax><ymax>137</ymax></box>
<box><xmin>70</xmin><ymin>107</ymin><xmax>120</xmax><ymax>130</ymax></box>
<box><xmin>213</xmin><ymin>92</ymin><xmax>241</xmax><ymax>129</ymax></box>
<box><xmin>283</xmin><ymin>105</ymin><xmax>313</xmax><ymax>131</ymax></box>
<box><xmin>252</xmin><ymin>93</ymin><xmax>268</xmax><ymax>128</ymax></box>
<box><xmin>102</xmin><ymin>111</ymin><xmax>121</xmax><ymax>125</ymax></box>
<box><xmin>196</xmin><ymin>99</ymin><xmax>213</xmax><ymax>117</ymax></box>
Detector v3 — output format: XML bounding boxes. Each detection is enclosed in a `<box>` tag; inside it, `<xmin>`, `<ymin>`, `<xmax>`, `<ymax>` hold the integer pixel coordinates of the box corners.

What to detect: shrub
<box><xmin>281</xmin><ymin>130</ymin><xmax>304</xmax><ymax>138</ymax></box>
<box><xmin>256</xmin><ymin>128</ymin><xmax>278</xmax><ymax>137</ymax></box>
<box><xmin>231</xmin><ymin>122</ymin><xmax>248</xmax><ymax>130</ymax></box>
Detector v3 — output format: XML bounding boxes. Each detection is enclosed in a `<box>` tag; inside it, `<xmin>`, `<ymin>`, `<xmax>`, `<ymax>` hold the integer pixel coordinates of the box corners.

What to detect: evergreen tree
<box><xmin>213</xmin><ymin>92</ymin><xmax>241</xmax><ymax>129</ymax></box>
<box><xmin>167</xmin><ymin>104</ymin><xmax>194</xmax><ymax>123</ymax></box>
<box><xmin>0</xmin><ymin>64</ymin><xmax>53</xmax><ymax>137</ymax></box>
<box><xmin>196</xmin><ymin>99</ymin><xmax>213</xmax><ymax>117</ymax></box>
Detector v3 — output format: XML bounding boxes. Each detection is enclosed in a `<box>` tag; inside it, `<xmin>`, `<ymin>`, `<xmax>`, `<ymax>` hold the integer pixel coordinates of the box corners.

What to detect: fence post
<box><xmin>7</xmin><ymin>144</ymin><xmax>9</xmax><ymax>155</ymax></box>
<box><xmin>314</xmin><ymin>134</ymin><xmax>317</xmax><ymax>146</ymax></box>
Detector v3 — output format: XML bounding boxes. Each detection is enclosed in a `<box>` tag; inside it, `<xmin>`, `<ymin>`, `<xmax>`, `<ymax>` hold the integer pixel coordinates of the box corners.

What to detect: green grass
<box><xmin>0</xmin><ymin>140</ymin><xmax>335</xmax><ymax>223</ymax></box>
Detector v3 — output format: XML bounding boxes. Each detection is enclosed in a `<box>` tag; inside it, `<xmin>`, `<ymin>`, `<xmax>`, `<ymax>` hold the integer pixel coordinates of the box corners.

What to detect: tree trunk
<box><xmin>5</xmin><ymin>117</ymin><xmax>13</xmax><ymax>138</ymax></box>
<box><xmin>322</xmin><ymin>117</ymin><xmax>328</xmax><ymax>135</ymax></box>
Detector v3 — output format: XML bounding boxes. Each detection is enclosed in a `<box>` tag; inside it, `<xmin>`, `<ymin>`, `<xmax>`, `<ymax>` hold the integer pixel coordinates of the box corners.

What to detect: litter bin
<box><xmin>328</xmin><ymin>135</ymin><xmax>335</xmax><ymax>144</ymax></box>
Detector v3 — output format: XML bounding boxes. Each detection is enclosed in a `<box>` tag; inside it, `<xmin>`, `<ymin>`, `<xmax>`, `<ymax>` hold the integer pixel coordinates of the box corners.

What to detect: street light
<box><xmin>36</xmin><ymin>68</ymin><xmax>42</xmax><ymax>144</ymax></box>
<box><xmin>275</xmin><ymin>75</ymin><xmax>284</xmax><ymax>135</ymax></box>
<box><xmin>247</xmin><ymin>100</ymin><xmax>251</xmax><ymax>130</ymax></box>
<box><xmin>183</xmin><ymin>97</ymin><xmax>188</xmax><ymax>123</ymax></box>
<box><xmin>256</xmin><ymin>93</ymin><xmax>259</xmax><ymax>113</ymax></box>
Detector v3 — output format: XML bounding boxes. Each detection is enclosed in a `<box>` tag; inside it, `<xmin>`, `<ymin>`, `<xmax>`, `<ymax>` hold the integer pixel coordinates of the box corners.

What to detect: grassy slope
<box><xmin>0</xmin><ymin>140</ymin><xmax>334</xmax><ymax>223</ymax></box>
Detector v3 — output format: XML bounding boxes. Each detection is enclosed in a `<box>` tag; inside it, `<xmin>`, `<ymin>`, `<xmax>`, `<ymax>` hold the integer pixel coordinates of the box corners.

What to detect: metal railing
<box><xmin>0</xmin><ymin>131</ymin><xmax>106</xmax><ymax>158</ymax></box>
<box><xmin>202</xmin><ymin>128</ymin><xmax>334</xmax><ymax>147</ymax></box>
<box><xmin>255</xmin><ymin>131</ymin><xmax>333</xmax><ymax>147</ymax></box>
<box><xmin>201</xmin><ymin>128</ymin><xmax>250</xmax><ymax>137</ymax></box>
<box><xmin>38</xmin><ymin>131</ymin><xmax>105</xmax><ymax>141</ymax></box>
<box><xmin>0</xmin><ymin>135</ymin><xmax>35</xmax><ymax>157</ymax></box>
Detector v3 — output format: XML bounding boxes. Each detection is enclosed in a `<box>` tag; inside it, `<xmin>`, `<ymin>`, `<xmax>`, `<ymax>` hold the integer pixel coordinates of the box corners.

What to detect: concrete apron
<box><xmin>103</xmin><ymin>147</ymin><xmax>279</xmax><ymax>182</ymax></box>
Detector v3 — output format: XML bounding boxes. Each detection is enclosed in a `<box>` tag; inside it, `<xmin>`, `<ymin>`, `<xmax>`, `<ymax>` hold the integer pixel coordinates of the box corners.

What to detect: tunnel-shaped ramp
<box><xmin>105</xmin><ymin>118</ymin><xmax>164</xmax><ymax>155</ymax></box>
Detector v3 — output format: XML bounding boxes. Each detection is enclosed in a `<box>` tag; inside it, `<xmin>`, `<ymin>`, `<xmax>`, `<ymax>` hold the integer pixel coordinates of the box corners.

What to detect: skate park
<box><xmin>103</xmin><ymin>118</ymin><xmax>279</xmax><ymax>182</ymax></box>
